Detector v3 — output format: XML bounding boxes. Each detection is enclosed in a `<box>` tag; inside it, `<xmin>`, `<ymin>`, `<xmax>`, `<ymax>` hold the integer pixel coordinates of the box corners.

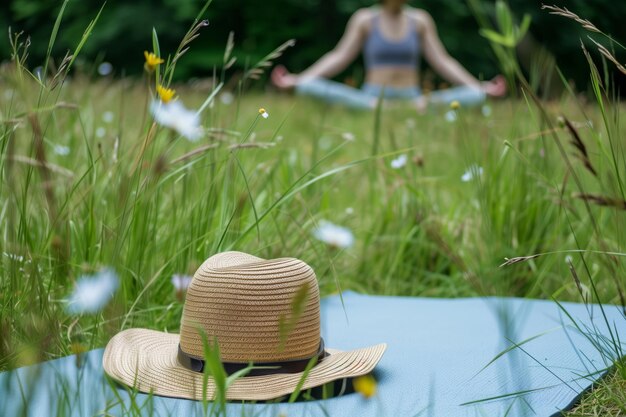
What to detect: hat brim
<box><xmin>103</xmin><ymin>328</ymin><xmax>386</xmax><ymax>401</ymax></box>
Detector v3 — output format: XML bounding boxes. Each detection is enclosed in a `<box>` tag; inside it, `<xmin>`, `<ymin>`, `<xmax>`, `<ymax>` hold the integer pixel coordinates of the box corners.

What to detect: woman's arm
<box><xmin>418</xmin><ymin>10</ymin><xmax>506</xmax><ymax>97</ymax></box>
<box><xmin>418</xmin><ymin>11</ymin><xmax>482</xmax><ymax>88</ymax></box>
<box><xmin>272</xmin><ymin>9</ymin><xmax>369</xmax><ymax>88</ymax></box>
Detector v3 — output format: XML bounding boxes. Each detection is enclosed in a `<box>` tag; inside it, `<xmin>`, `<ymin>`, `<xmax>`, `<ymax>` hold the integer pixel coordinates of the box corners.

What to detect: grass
<box><xmin>1</xmin><ymin>0</ymin><xmax>626</xmax><ymax>415</ymax></box>
<box><xmin>565</xmin><ymin>367</ymin><xmax>626</xmax><ymax>416</ymax></box>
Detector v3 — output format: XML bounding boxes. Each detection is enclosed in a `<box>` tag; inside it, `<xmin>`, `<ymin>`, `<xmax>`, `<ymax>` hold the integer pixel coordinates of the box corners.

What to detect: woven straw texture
<box><xmin>180</xmin><ymin>252</ymin><xmax>320</xmax><ymax>362</ymax></box>
<box><xmin>102</xmin><ymin>251</ymin><xmax>386</xmax><ymax>400</ymax></box>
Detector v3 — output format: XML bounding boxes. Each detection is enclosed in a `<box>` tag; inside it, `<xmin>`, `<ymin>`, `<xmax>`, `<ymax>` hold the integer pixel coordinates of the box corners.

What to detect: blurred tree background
<box><xmin>0</xmin><ymin>0</ymin><xmax>624</xmax><ymax>92</ymax></box>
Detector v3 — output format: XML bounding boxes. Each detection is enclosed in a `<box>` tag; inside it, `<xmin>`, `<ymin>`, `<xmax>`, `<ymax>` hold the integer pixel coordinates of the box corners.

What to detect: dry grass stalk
<box><xmin>9</xmin><ymin>29</ymin><xmax>30</xmax><ymax>70</ymax></box>
<box><xmin>562</xmin><ymin>116</ymin><xmax>598</xmax><ymax>177</ymax></box>
<box><xmin>573</xmin><ymin>193</ymin><xmax>626</xmax><ymax>210</ymax></box>
<box><xmin>171</xmin><ymin>143</ymin><xmax>220</xmax><ymax>164</ymax></box>
<box><xmin>244</xmin><ymin>39</ymin><xmax>295</xmax><ymax>81</ymax></box>
<box><xmin>588</xmin><ymin>37</ymin><xmax>626</xmax><ymax>75</ymax></box>
<box><xmin>566</xmin><ymin>260</ymin><xmax>589</xmax><ymax>304</ymax></box>
<box><xmin>541</xmin><ymin>5</ymin><xmax>600</xmax><ymax>33</ymax></box>
<box><xmin>543</xmin><ymin>5</ymin><xmax>626</xmax><ymax>76</ymax></box>
<box><xmin>422</xmin><ymin>221</ymin><xmax>481</xmax><ymax>290</ymax></box>
<box><xmin>28</xmin><ymin>113</ymin><xmax>57</xmax><ymax>219</ymax></box>
<box><xmin>228</xmin><ymin>142</ymin><xmax>275</xmax><ymax>150</ymax></box>
<box><xmin>49</xmin><ymin>52</ymin><xmax>73</xmax><ymax>90</ymax></box>
<box><xmin>172</xmin><ymin>20</ymin><xmax>209</xmax><ymax>65</ymax></box>
<box><xmin>499</xmin><ymin>254</ymin><xmax>541</xmax><ymax>267</ymax></box>
<box><xmin>223</xmin><ymin>31</ymin><xmax>236</xmax><ymax>70</ymax></box>
<box><xmin>131</xmin><ymin>122</ymin><xmax>159</xmax><ymax>175</ymax></box>
<box><xmin>8</xmin><ymin>155</ymin><xmax>74</xmax><ymax>177</ymax></box>
<box><xmin>2</xmin><ymin>118</ymin><xmax>23</xmax><ymax>126</ymax></box>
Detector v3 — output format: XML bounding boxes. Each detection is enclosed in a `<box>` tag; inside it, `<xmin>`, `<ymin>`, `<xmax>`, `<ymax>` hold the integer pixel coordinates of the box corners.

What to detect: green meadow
<box><xmin>1</xmin><ymin>2</ymin><xmax>626</xmax><ymax>415</ymax></box>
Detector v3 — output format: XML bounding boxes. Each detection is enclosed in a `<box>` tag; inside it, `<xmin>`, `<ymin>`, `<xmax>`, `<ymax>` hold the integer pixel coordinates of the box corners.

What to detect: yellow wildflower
<box><xmin>258</xmin><ymin>108</ymin><xmax>269</xmax><ymax>119</ymax></box>
<box><xmin>157</xmin><ymin>85</ymin><xmax>176</xmax><ymax>103</ymax></box>
<box><xmin>450</xmin><ymin>100</ymin><xmax>460</xmax><ymax>110</ymax></box>
<box><xmin>144</xmin><ymin>51</ymin><xmax>164</xmax><ymax>72</ymax></box>
<box><xmin>353</xmin><ymin>374</ymin><xmax>377</xmax><ymax>398</ymax></box>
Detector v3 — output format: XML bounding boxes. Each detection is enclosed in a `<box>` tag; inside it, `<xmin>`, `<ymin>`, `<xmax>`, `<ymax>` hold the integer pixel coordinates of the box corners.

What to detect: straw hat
<box><xmin>103</xmin><ymin>251</ymin><xmax>386</xmax><ymax>401</ymax></box>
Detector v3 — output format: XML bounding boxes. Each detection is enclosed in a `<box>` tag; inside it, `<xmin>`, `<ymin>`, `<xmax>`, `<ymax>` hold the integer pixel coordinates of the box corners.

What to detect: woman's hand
<box><xmin>481</xmin><ymin>75</ymin><xmax>507</xmax><ymax>98</ymax></box>
<box><xmin>271</xmin><ymin>65</ymin><xmax>300</xmax><ymax>90</ymax></box>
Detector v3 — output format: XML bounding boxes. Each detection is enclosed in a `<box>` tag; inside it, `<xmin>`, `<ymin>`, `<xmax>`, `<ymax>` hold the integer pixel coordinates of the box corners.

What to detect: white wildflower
<box><xmin>341</xmin><ymin>132</ymin><xmax>355</xmax><ymax>142</ymax></box>
<box><xmin>481</xmin><ymin>105</ymin><xmax>492</xmax><ymax>117</ymax></box>
<box><xmin>390</xmin><ymin>154</ymin><xmax>408</xmax><ymax>169</ymax></box>
<box><xmin>102</xmin><ymin>111</ymin><xmax>114</xmax><ymax>123</ymax></box>
<box><xmin>313</xmin><ymin>221</ymin><xmax>355</xmax><ymax>249</ymax></box>
<box><xmin>259</xmin><ymin>108</ymin><xmax>269</xmax><ymax>119</ymax></box>
<box><xmin>220</xmin><ymin>92</ymin><xmax>234</xmax><ymax>105</ymax></box>
<box><xmin>345</xmin><ymin>207</ymin><xmax>354</xmax><ymax>215</ymax></box>
<box><xmin>96</xmin><ymin>127</ymin><xmax>106</xmax><ymax>138</ymax></box>
<box><xmin>445</xmin><ymin>110</ymin><xmax>457</xmax><ymax>123</ymax></box>
<box><xmin>53</xmin><ymin>144</ymin><xmax>70</xmax><ymax>156</ymax></box>
<box><xmin>172</xmin><ymin>274</ymin><xmax>193</xmax><ymax>293</ymax></box>
<box><xmin>461</xmin><ymin>165</ymin><xmax>483</xmax><ymax>182</ymax></box>
<box><xmin>97</xmin><ymin>62</ymin><xmax>113</xmax><ymax>76</ymax></box>
<box><xmin>66</xmin><ymin>268</ymin><xmax>119</xmax><ymax>315</ymax></box>
<box><xmin>151</xmin><ymin>100</ymin><xmax>203</xmax><ymax>142</ymax></box>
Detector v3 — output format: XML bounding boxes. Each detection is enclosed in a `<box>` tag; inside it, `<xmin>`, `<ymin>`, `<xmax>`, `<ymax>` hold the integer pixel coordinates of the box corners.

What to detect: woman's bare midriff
<box><xmin>365</xmin><ymin>67</ymin><xmax>418</xmax><ymax>88</ymax></box>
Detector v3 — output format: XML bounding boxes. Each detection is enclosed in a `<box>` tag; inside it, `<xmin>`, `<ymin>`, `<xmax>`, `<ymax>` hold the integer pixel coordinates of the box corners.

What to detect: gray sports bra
<box><xmin>363</xmin><ymin>14</ymin><xmax>420</xmax><ymax>70</ymax></box>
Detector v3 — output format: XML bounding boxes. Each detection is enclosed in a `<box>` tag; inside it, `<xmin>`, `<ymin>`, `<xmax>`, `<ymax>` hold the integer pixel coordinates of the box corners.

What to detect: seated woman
<box><xmin>271</xmin><ymin>0</ymin><xmax>506</xmax><ymax>111</ymax></box>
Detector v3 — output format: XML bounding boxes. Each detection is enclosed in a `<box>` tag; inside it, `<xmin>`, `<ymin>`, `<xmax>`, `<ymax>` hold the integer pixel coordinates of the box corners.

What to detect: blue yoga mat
<box><xmin>1</xmin><ymin>291</ymin><xmax>625</xmax><ymax>416</ymax></box>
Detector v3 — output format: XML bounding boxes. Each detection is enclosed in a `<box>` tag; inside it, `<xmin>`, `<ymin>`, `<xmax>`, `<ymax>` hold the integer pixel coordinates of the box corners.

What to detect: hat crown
<box><xmin>179</xmin><ymin>251</ymin><xmax>320</xmax><ymax>363</ymax></box>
